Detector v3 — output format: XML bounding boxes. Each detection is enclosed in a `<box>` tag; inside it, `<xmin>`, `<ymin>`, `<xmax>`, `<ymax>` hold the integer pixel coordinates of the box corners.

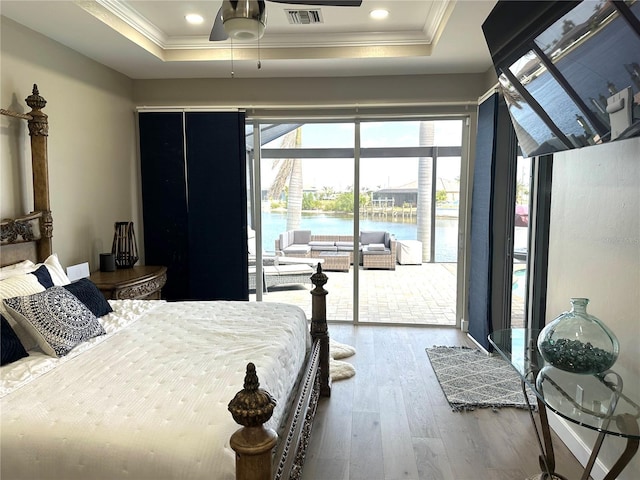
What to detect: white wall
<box><xmin>547</xmin><ymin>137</ymin><xmax>640</xmax><ymax>479</ymax></box>
<box><xmin>1</xmin><ymin>17</ymin><xmax>136</xmax><ymax>270</ymax></box>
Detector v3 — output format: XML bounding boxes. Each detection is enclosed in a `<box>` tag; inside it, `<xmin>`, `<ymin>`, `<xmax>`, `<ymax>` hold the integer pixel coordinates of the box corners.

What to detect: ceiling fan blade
<box><xmin>209</xmin><ymin>6</ymin><xmax>228</xmax><ymax>41</ymax></box>
<box><xmin>268</xmin><ymin>0</ymin><xmax>362</xmax><ymax>6</ymax></box>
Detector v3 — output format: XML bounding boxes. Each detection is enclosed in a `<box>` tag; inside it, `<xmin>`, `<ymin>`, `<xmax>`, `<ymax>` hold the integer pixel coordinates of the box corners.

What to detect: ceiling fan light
<box><xmin>224</xmin><ymin>17</ymin><xmax>266</xmax><ymax>41</ymax></box>
<box><xmin>221</xmin><ymin>0</ymin><xmax>267</xmax><ymax>41</ymax></box>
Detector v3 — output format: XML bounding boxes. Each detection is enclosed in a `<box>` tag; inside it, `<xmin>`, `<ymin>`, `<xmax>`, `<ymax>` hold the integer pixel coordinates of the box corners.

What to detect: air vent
<box><xmin>285</xmin><ymin>9</ymin><xmax>324</xmax><ymax>25</ymax></box>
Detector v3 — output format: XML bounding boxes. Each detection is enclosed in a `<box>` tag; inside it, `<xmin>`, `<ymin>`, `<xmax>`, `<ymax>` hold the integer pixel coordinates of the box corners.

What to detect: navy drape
<box><xmin>139</xmin><ymin>112</ymin><xmax>248</xmax><ymax>301</ymax></box>
<box><xmin>468</xmin><ymin>93</ymin><xmax>498</xmax><ymax>350</ymax></box>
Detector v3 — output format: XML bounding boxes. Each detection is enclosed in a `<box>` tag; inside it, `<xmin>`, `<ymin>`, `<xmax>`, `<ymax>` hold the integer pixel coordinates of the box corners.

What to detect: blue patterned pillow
<box><xmin>3</xmin><ymin>286</ymin><xmax>105</xmax><ymax>357</ymax></box>
<box><xmin>1</xmin><ymin>314</ymin><xmax>29</xmax><ymax>365</ymax></box>
<box><xmin>63</xmin><ymin>278</ymin><xmax>113</xmax><ymax>318</ymax></box>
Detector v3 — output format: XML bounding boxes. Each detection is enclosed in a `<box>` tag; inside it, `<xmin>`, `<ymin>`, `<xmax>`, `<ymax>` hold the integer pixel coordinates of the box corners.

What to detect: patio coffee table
<box><xmin>318</xmin><ymin>251</ymin><xmax>350</xmax><ymax>272</ymax></box>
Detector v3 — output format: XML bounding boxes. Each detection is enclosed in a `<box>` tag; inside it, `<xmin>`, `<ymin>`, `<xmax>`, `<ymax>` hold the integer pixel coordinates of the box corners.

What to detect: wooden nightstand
<box><xmin>89</xmin><ymin>265</ymin><xmax>167</xmax><ymax>300</ymax></box>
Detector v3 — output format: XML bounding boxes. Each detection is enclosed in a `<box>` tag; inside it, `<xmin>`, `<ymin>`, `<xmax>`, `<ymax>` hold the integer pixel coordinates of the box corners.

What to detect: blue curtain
<box><xmin>139</xmin><ymin>112</ymin><xmax>248</xmax><ymax>301</ymax></box>
<box><xmin>139</xmin><ymin>112</ymin><xmax>190</xmax><ymax>300</ymax></box>
<box><xmin>468</xmin><ymin>93</ymin><xmax>498</xmax><ymax>350</ymax></box>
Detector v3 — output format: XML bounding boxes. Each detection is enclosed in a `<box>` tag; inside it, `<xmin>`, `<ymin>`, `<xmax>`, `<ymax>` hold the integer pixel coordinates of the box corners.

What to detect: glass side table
<box><xmin>489</xmin><ymin>329</ymin><xmax>639</xmax><ymax>480</ymax></box>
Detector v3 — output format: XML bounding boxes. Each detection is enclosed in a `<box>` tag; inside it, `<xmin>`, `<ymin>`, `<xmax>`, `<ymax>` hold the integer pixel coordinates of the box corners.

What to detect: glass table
<box><xmin>489</xmin><ymin>329</ymin><xmax>639</xmax><ymax>480</ymax></box>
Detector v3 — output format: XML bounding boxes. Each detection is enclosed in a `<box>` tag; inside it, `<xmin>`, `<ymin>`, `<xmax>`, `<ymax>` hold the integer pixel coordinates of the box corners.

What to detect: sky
<box><xmin>260</xmin><ymin>120</ymin><xmax>464</xmax><ymax>192</ymax></box>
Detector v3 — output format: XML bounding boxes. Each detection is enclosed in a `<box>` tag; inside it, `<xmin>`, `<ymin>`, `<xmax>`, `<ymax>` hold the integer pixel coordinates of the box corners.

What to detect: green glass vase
<box><xmin>537</xmin><ymin>298</ymin><xmax>620</xmax><ymax>374</ymax></box>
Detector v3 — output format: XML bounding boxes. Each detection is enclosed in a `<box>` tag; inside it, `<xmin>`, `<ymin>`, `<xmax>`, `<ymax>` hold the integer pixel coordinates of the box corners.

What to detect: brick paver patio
<box><xmin>250</xmin><ymin>263</ymin><xmax>458</xmax><ymax>325</ymax></box>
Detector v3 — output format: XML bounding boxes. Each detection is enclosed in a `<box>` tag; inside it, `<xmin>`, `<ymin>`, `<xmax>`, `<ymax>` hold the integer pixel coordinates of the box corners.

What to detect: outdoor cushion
<box><xmin>360</xmin><ymin>231</ymin><xmax>386</xmax><ymax>245</ymax></box>
<box><xmin>279</xmin><ymin>232</ymin><xmax>290</xmax><ymax>249</ymax></box>
<box><xmin>309</xmin><ymin>241</ymin><xmax>335</xmax><ymax>247</ymax></box>
<box><xmin>363</xmin><ymin>246</ymin><xmax>390</xmax><ymax>255</ymax></box>
<box><xmin>335</xmin><ymin>241</ymin><xmax>356</xmax><ymax>248</ymax></box>
<box><xmin>367</xmin><ymin>243</ymin><xmax>386</xmax><ymax>251</ymax></box>
<box><xmin>273</xmin><ymin>264</ymin><xmax>314</xmax><ymax>275</ymax></box>
<box><xmin>293</xmin><ymin>230</ymin><xmax>311</xmax><ymax>244</ymax></box>
<box><xmin>310</xmin><ymin>245</ymin><xmax>337</xmax><ymax>251</ymax></box>
<box><xmin>283</xmin><ymin>245</ymin><xmax>311</xmax><ymax>255</ymax></box>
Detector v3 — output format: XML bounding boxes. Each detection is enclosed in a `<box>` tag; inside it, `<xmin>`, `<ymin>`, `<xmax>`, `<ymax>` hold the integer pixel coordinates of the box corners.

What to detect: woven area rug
<box><xmin>330</xmin><ymin>339</ymin><xmax>356</xmax><ymax>381</ymax></box>
<box><xmin>425</xmin><ymin>346</ymin><xmax>536</xmax><ymax>411</ymax></box>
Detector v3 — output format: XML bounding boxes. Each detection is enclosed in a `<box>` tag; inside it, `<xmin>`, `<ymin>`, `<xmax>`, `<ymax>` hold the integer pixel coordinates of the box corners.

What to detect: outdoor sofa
<box><xmin>275</xmin><ymin>229</ymin><xmax>397</xmax><ymax>270</ymax></box>
<box><xmin>276</xmin><ymin>230</ymin><xmax>359</xmax><ymax>263</ymax></box>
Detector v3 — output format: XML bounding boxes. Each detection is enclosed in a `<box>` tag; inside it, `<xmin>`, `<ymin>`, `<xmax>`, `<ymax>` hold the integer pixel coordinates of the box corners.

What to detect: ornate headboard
<box><xmin>0</xmin><ymin>85</ymin><xmax>52</xmax><ymax>266</ymax></box>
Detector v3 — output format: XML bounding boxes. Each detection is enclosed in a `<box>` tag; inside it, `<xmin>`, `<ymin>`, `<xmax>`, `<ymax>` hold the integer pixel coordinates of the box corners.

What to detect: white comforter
<box><xmin>1</xmin><ymin>300</ymin><xmax>310</xmax><ymax>480</ymax></box>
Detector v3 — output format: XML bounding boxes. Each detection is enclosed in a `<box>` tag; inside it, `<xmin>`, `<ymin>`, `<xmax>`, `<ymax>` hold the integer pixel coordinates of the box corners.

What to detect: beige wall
<box><xmin>547</xmin><ymin>137</ymin><xmax>640</xmax><ymax>479</ymax></box>
<box><xmin>133</xmin><ymin>74</ymin><xmax>488</xmax><ymax>109</ymax></box>
<box><xmin>1</xmin><ymin>17</ymin><xmax>136</xmax><ymax>271</ymax></box>
<box><xmin>482</xmin><ymin>66</ymin><xmax>499</xmax><ymax>93</ymax></box>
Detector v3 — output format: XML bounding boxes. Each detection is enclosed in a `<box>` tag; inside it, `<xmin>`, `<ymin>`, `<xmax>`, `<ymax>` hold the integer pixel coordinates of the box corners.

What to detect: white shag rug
<box><xmin>329</xmin><ymin>339</ymin><xmax>356</xmax><ymax>381</ymax></box>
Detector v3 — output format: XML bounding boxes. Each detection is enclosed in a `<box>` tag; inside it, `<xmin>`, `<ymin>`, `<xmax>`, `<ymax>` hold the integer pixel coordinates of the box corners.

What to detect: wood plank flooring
<box><xmin>301</xmin><ymin>323</ymin><xmax>587</xmax><ymax>480</ymax></box>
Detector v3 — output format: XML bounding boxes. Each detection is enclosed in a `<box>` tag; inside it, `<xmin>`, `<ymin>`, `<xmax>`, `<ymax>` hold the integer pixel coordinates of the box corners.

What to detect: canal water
<box><xmin>260</xmin><ymin>211</ymin><xmax>458</xmax><ymax>262</ymax></box>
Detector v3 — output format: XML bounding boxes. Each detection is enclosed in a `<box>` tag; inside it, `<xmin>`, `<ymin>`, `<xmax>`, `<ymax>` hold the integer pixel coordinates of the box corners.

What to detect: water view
<box><xmin>261</xmin><ymin>211</ymin><xmax>458</xmax><ymax>262</ymax></box>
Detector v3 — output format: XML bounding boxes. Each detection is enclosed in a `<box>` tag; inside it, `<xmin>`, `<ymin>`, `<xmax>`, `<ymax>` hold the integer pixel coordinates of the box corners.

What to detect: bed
<box><xmin>0</xmin><ymin>85</ymin><xmax>332</xmax><ymax>480</ymax></box>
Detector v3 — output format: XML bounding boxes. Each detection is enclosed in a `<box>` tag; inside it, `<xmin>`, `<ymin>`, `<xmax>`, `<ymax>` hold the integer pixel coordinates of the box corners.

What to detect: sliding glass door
<box><xmin>358</xmin><ymin>120</ymin><xmax>462</xmax><ymax>324</ymax></box>
<box><xmin>247</xmin><ymin>117</ymin><xmax>465</xmax><ymax>326</ymax></box>
<box><xmin>250</xmin><ymin>122</ymin><xmax>355</xmax><ymax>321</ymax></box>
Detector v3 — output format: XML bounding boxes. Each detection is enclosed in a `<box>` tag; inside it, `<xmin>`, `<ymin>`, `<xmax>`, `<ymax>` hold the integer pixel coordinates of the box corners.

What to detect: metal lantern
<box><xmin>111</xmin><ymin>221</ymin><xmax>138</xmax><ymax>268</ymax></box>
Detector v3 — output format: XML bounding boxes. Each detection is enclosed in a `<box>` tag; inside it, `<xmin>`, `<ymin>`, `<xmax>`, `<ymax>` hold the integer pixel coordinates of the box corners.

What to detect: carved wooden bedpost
<box><xmin>310</xmin><ymin>264</ymin><xmax>331</xmax><ymax>397</ymax></box>
<box><xmin>228</xmin><ymin>363</ymin><xmax>278</xmax><ymax>480</ymax></box>
<box><xmin>25</xmin><ymin>85</ymin><xmax>52</xmax><ymax>261</ymax></box>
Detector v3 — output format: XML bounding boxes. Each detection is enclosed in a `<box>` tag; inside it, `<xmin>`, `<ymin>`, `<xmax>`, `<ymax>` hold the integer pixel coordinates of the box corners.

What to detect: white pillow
<box><xmin>0</xmin><ymin>260</ymin><xmax>36</xmax><ymax>281</ymax></box>
<box><xmin>0</xmin><ymin>254</ymin><xmax>70</xmax><ymax>286</ymax></box>
<box><xmin>0</xmin><ymin>273</ymin><xmax>45</xmax><ymax>350</ymax></box>
<box><xmin>39</xmin><ymin>254</ymin><xmax>71</xmax><ymax>286</ymax></box>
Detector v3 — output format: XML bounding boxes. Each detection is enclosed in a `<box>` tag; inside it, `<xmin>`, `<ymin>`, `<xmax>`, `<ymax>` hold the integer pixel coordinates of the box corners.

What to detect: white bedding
<box><xmin>1</xmin><ymin>299</ymin><xmax>310</xmax><ymax>480</ymax></box>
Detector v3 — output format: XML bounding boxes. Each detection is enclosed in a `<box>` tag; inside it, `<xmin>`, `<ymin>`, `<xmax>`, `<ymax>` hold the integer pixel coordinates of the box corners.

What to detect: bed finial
<box><xmin>228</xmin><ymin>363</ymin><xmax>277</xmax><ymax>428</ymax></box>
<box><xmin>229</xmin><ymin>363</ymin><xmax>278</xmax><ymax>480</ymax></box>
<box><xmin>25</xmin><ymin>84</ymin><xmax>47</xmax><ymax>112</ymax></box>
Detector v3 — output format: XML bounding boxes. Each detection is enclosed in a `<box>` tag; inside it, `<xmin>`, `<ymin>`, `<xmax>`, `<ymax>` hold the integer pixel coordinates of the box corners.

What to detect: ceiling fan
<box><xmin>209</xmin><ymin>0</ymin><xmax>363</xmax><ymax>42</ymax></box>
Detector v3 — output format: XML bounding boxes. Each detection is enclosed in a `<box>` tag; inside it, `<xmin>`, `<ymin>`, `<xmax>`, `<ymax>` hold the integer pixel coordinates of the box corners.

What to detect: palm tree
<box><xmin>268</xmin><ymin>128</ymin><xmax>303</xmax><ymax>230</ymax></box>
<box><xmin>320</xmin><ymin>186</ymin><xmax>335</xmax><ymax>200</ymax></box>
<box><xmin>417</xmin><ymin>121</ymin><xmax>434</xmax><ymax>262</ymax></box>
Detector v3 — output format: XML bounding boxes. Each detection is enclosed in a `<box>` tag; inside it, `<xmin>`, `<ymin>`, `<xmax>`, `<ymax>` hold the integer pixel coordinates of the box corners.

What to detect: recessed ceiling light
<box><xmin>370</xmin><ymin>9</ymin><xmax>389</xmax><ymax>20</ymax></box>
<box><xmin>185</xmin><ymin>14</ymin><xmax>204</xmax><ymax>25</ymax></box>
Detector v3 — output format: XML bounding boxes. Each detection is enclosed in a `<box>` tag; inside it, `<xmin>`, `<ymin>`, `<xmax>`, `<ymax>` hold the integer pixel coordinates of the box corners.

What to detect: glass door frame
<box><xmin>247</xmin><ymin>112</ymin><xmax>473</xmax><ymax>327</ymax></box>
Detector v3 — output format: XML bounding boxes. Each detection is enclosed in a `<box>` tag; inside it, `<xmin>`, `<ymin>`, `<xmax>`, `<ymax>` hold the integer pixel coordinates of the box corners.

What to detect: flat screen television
<box><xmin>482</xmin><ymin>0</ymin><xmax>640</xmax><ymax>157</ymax></box>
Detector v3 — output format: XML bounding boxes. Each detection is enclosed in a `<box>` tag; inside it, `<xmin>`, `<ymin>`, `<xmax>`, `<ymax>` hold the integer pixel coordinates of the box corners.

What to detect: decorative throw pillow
<box><xmin>63</xmin><ymin>278</ymin><xmax>113</xmax><ymax>318</ymax></box>
<box><xmin>1</xmin><ymin>314</ymin><xmax>29</xmax><ymax>365</ymax></box>
<box><xmin>29</xmin><ymin>264</ymin><xmax>54</xmax><ymax>288</ymax></box>
<box><xmin>0</xmin><ymin>273</ymin><xmax>46</xmax><ymax>350</ymax></box>
<box><xmin>3</xmin><ymin>286</ymin><xmax>106</xmax><ymax>357</ymax></box>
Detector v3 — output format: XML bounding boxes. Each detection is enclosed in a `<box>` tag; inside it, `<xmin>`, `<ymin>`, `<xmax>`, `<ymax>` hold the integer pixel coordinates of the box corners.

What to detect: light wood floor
<box><xmin>301</xmin><ymin>323</ymin><xmax>588</xmax><ymax>480</ymax></box>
